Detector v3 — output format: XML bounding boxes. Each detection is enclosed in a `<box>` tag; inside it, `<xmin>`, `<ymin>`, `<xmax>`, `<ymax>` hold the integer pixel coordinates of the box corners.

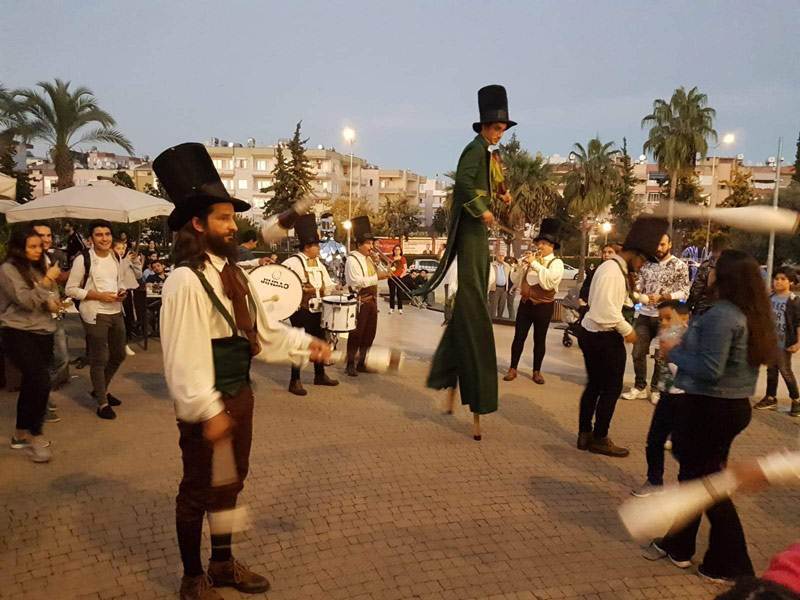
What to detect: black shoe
<box><xmin>697</xmin><ymin>564</ymin><xmax>736</xmax><ymax>583</ymax></box>
<box><xmin>96</xmin><ymin>404</ymin><xmax>117</xmax><ymax>420</ymax></box>
<box><xmin>588</xmin><ymin>436</ymin><xmax>629</xmax><ymax>457</ymax></box>
<box><xmin>345</xmin><ymin>364</ymin><xmax>358</xmax><ymax>377</ymax></box>
<box><xmin>91</xmin><ymin>392</ymin><xmax>122</xmax><ymax>406</ymax></box>
<box><xmin>288</xmin><ymin>380</ymin><xmax>308</xmax><ymax>396</ymax></box>
<box><xmin>314</xmin><ymin>374</ymin><xmax>339</xmax><ymax>386</ymax></box>
<box><xmin>356</xmin><ymin>363</ymin><xmax>376</xmax><ymax>374</ymax></box>
<box><xmin>754</xmin><ymin>396</ymin><xmax>778</xmax><ymax>410</ymax></box>
<box><xmin>577</xmin><ymin>432</ymin><xmax>591</xmax><ymax>451</ymax></box>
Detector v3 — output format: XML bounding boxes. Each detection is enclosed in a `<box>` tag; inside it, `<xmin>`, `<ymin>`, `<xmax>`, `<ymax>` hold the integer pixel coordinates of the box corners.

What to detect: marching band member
<box><xmin>344</xmin><ymin>216</ymin><xmax>389</xmax><ymax>377</ymax></box>
<box><xmin>282</xmin><ymin>214</ymin><xmax>339</xmax><ymax>396</ymax></box>
<box><xmin>154</xmin><ymin>143</ymin><xmax>330</xmax><ymax>600</ymax></box>
<box><xmin>505</xmin><ymin>218</ymin><xmax>564</xmax><ymax>384</ymax></box>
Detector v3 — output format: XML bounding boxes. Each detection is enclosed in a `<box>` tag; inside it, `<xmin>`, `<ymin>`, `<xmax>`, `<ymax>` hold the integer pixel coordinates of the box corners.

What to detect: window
<box><xmin>256</xmin><ymin>179</ymin><xmax>271</xmax><ymax>191</ymax></box>
<box><xmin>380</xmin><ymin>180</ymin><xmax>387</xmax><ymax>189</ymax></box>
<box><xmin>647</xmin><ymin>192</ymin><xmax>662</xmax><ymax>204</ymax></box>
<box><xmin>321</xmin><ymin>181</ymin><xmax>330</xmax><ymax>192</ymax></box>
<box><xmin>223</xmin><ymin>179</ymin><xmax>234</xmax><ymax>191</ymax></box>
<box><xmin>235</xmin><ymin>159</ymin><xmax>247</xmax><ymax>169</ymax></box>
<box><xmin>256</xmin><ymin>159</ymin><xmax>268</xmax><ymax>171</ymax></box>
<box><xmin>369</xmin><ymin>179</ymin><xmax>373</xmax><ymax>186</ymax></box>
<box><xmin>213</xmin><ymin>159</ymin><xmax>222</xmax><ymax>169</ymax></box>
<box><xmin>238</xmin><ymin>179</ymin><xmax>248</xmax><ymax>190</ymax></box>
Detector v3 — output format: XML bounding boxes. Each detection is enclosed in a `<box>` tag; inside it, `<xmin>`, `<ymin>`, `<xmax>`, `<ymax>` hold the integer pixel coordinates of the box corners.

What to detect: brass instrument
<box><xmin>368</xmin><ymin>246</ymin><xmax>425</xmax><ymax>309</ymax></box>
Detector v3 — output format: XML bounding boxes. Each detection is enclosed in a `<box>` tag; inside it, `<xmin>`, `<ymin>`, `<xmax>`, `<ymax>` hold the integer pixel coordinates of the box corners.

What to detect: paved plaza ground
<box><xmin>2</xmin><ymin>305</ymin><xmax>799</xmax><ymax>600</ymax></box>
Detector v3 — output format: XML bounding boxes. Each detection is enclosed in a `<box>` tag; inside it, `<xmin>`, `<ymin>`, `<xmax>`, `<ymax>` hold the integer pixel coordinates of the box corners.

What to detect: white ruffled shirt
<box><xmin>159</xmin><ymin>253</ymin><xmax>313</xmax><ymax>423</ymax></box>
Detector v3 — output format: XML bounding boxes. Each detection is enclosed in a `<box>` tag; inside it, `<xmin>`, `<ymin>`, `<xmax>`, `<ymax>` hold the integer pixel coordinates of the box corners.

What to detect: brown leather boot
<box><xmin>532</xmin><ymin>371</ymin><xmax>545</xmax><ymax>385</ymax></box>
<box><xmin>588</xmin><ymin>436</ymin><xmax>630</xmax><ymax>458</ymax></box>
<box><xmin>503</xmin><ymin>368</ymin><xmax>517</xmax><ymax>381</ymax></box>
<box><xmin>314</xmin><ymin>373</ymin><xmax>339</xmax><ymax>386</ymax></box>
<box><xmin>576</xmin><ymin>432</ymin><xmax>591</xmax><ymax>451</ymax></box>
<box><xmin>179</xmin><ymin>574</ymin><xmax>223</xmax><ymax>600</ymax></box>
<box><xmin>207</xmin><ymin>559</ymin><xmax>271</xmax><ymax>594</ymax></box>
<box><xmin>288</xmin><ymin>380</ymin><xmax>307</xmax><ymax>396</ymax></box>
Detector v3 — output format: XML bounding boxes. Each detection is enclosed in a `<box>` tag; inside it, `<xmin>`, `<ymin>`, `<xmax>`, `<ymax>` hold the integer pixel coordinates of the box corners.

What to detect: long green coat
<box><xmin>415</xmin><ymin>135</ymin><xmax>497</xmax><ymax>414</ymax></box>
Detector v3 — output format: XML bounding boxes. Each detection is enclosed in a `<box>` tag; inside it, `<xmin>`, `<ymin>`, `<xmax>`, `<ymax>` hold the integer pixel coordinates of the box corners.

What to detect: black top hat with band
<box><xmin>153</xmin><ymin>142</ymin><xmax>251</xmax><ymax>231</ymax></box>
<box><xmin>294</xmin><ymin>213</ymin><xmax>321</xmax><ymax>248</ymax></box>
<box><xmin>472</xmin><ymin>85</ymin><xmax>517</xmax><ymax>134</ymax></box>
<box><xmin>351</xmin><ymin>215</ymin><xmax>375</xmax><ymax>245</ymax></box>
<box><xmin>534</xmin><ymin>218</ymin><xmax>561</xmax><ymax>250</ymax></box>
<box><xmin>623</xmin><ymin>217</ymin><xmax>669</xmax><ymax>262</ymax></box>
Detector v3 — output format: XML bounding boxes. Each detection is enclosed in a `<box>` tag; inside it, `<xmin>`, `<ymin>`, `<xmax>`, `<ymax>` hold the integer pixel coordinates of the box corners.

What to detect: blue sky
<box><xmin>3</xmin><ymin>0</ymin><xmax>798</xmax><ymax>177</ymax></box>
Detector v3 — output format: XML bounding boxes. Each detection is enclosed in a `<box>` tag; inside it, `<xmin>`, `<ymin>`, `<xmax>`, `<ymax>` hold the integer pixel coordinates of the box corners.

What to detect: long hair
<box><xmin>392</xmin><ymin>244</ymin><xmax>403</xmax><ymax>257</ymax></box>
<box><xmin>715</xmin><ymin>249</ymin><xmax>777</xmax><ymax>367</ymax></box>
<box><xmin>3</xmin><ymin>227</ymin><xmax>46</xmax><ymax>288</ymax></box>
<box><xmin>172</xmin><ymin>219</ymin><xmax>209</xmax><ymax>270</ymax></box>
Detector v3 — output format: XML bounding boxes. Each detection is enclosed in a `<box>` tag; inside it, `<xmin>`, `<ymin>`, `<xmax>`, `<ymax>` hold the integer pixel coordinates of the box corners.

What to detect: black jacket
<box><xmin>776</xmin><ymin>292</ymin><xmax>800</xmax><ymax>348</ymax></box>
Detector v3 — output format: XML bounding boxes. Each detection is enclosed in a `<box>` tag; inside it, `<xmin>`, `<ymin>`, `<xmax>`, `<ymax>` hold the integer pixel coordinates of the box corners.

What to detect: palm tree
<box><xmin>495</xmin><ymin>135</ymin><xmax>559</xmax><ymax>254</ymax></box>
<box><xmin>563</xmin><ymin>137</ymin><xmax>621</xmax><ymax>280</ymax></box>
<box><xmin>642</xmin><ymin>86</ymin><xmax>717</xmax><ymax>234</ymax></box>
<box><xmin>17</xmin><ymin>79</ymin><xmax>134</xmax><ymax>190</ymax></box>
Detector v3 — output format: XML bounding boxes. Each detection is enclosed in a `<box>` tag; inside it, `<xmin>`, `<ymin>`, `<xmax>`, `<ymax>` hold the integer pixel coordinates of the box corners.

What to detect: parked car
<box><xmin>413</xmin><ymin>258</ymin><xmax>440</xmax><ymax>273</ymax></box>
<box><xmin>562</xmin><ymin>264</ymin><xmax>580</xmax><ymax>280</ymax></box>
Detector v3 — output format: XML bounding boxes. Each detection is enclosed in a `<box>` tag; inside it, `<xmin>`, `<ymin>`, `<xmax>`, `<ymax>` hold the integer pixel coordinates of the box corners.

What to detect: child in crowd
<box><xmin>632</xmin><ymin>299</ymin><xmax>689</xmax><ymax>497</ymax></box>
<box><xmin>754</xmin><ymin>266</ymin><xmax>800</xmax><ymax>416</ymax></box>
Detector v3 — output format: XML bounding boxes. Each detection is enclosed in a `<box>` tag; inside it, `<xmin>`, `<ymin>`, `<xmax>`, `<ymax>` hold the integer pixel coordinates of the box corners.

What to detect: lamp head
<box><xmin>342</xmin><ymin>127</ymin><xmax>356</xmax><ymax>144</ymax></box>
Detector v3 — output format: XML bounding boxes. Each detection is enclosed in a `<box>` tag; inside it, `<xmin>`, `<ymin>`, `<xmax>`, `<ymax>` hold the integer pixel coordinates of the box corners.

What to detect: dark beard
<box><xmin>205</xmin><ymin>231</ymin><xmax>239</xmax><ymax>263</ymax></box>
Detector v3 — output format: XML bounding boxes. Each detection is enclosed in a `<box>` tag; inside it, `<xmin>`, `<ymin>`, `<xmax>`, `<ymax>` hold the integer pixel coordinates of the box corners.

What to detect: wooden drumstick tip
<box><xmin>473</xmin><ymin>413</ymin><xmax>481</xmax><ymax>441</ymax></box>
<box><xmin>445</xmin><ymin>387</ymin><xmax>456</xmax><ymax>415</ymax></box>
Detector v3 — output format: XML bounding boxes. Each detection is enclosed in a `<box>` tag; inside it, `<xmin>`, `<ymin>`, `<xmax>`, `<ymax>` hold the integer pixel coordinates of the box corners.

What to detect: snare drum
<box><xmin>249</xmin><ymin>264</ymin><xmax>303</xmax><ymax>322</ymax></box>
<box><xmin>321</xmin><ymin>295</ymin><xmax>358</xmax><ymax>332</ymax></box>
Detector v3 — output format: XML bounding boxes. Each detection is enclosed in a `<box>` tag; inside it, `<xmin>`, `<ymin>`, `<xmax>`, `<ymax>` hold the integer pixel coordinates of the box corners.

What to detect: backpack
<box><xmin>79</xmin><ymin>248</ymin><xmax>119</xmax><ymax>289</ymax></box>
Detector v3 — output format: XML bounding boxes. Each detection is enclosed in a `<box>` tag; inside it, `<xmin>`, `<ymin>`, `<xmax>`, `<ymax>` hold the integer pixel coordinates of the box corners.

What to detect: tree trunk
<box><xmin>667</xmin><ymin>173</ymin><xmax>677</xmax><ymax>238</ymax></box>
<box><xmin>578</xmin><ymin>219</ymin><xmax>587</xmax><ymax>284</ymax></box>
<box><xmin>53</xmin><ymin>143</ymin><xmax>75</xmax><ymax>190</ymax></box>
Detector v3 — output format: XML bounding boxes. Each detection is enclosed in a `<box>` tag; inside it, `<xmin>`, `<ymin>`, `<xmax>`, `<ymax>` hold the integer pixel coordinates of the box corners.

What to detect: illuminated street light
<box><xmin>343</xmin><ymin>127</ymin><xmax>356</xmax><ymax>250</ymax></box>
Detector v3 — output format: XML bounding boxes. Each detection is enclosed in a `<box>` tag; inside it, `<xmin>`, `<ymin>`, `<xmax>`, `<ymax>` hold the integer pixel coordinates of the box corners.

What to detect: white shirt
<box><xmin>283</xmin><ymin>252</ymin><xmax>335</xmax><ymax>298</ymax></box>
<box><xmin>65</xmin><ymin>250</ymin><xmax>124</xmax><ymax>324</ymax></box>
<box><xmin>510</xmin><ymin>253</ymin><xmax>564</xmax><ymax>292</ymax></box>
<box><xmin>159</xmin><ymin>253</ymin><xmax>313</xmax><ymax>423</ymax></box>
<box><xmin>581</xmin><ymin>255</ymin><xmax>633</xmax><ymax>337</ymax></box>
<box><xmin>345</xmin><ymin>251</ymin><xmax>378</xmax><ymax>290</ymax></box>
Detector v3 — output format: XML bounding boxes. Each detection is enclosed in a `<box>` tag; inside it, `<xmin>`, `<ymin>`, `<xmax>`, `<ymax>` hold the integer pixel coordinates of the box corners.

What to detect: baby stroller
<box><xmin>556</xmin><ymin>287</ymin><xmax>584</xmax><ymax>347</ymax></box>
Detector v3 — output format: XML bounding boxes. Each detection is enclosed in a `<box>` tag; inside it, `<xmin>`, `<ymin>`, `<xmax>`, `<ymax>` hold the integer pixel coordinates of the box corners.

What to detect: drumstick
<box><xmin>654</xmin><ymin>203</ymin><xmax>800</xmax><ymax>235</ymax></box>
<box><xmin>260</xmin><ymin>197</ymin><xmax>315</xmax><ymax>243</ymax></box>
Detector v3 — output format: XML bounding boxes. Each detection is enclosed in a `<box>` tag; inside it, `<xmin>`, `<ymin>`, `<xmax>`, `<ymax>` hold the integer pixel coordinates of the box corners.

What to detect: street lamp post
<box><xmin>765</xmin><ymin>137</ymin><xmax>784</xmax><ymax>284</ymax></box>
<box><xmin>601</xmin><ymin>221</ymin><xmax>612</xmax><ymax>246</ymax></box>
<box><xmin>704</xmin><ymin>133</ymin><xmax>736</xmax><ymax>256</ymax></box>
<box><xmin>342</xmin><ymin>127</ymin><xmax>356</xmax><ymax>250</ymax></box>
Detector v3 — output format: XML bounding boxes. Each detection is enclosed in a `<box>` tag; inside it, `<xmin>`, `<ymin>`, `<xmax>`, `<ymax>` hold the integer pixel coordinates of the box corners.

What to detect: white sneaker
<box><xmin>25</xmin><ymin>439</ymin><xmax>52</xmax><ymax>463</ymax></box>
<box><xmin>631</xmin><ymin>481</ymin><xmax>662</xmax><ymax>498</ymax></box>
<box><xmin>622</xmin><ymin>387</ymin><xmax>649</xmax><ymax>400</ymax></box>
<box><xmin>399</xmin><ymin>309</ymin><xmax>403</xmax><ymax>314</ymax></box>
<box><xmin>650</xmin><ymin>391</ymin><xmax>660</xmax><ymax>406</ymax></box>
<box><xmin>125</xmin><ymin>345</ymin><xmax>136</xmax><ymax>356</ymax></box>
<box><xmin>388</xmin><ymin>309</ymin><xmax>394</xmax><ymax>314</ymax></box>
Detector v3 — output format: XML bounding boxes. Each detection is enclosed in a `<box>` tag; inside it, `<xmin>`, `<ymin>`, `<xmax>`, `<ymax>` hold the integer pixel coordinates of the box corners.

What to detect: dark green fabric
<box><xmin>417</xmin><ymin>135</ymin><xmax>498</xmax><ymax>415</ymax></box>
<box><xmin>190</xmin><ymin>269</ymin><xmax>252</xmax><ymax>397</ymax></box>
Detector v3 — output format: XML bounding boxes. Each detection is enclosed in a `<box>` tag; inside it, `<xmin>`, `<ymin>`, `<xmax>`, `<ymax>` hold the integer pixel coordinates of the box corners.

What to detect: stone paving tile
<box><xmin>1</xmin><ymin>309</ymin><xmax>799</xmax><ymax>599</ymax></box>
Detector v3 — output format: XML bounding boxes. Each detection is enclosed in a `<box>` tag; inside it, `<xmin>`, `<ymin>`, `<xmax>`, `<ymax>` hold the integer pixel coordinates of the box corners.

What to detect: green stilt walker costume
<box><xmin>414</xmin><ymin>85</ymin><xmax>516</xmax><ymax>415</ymax></box>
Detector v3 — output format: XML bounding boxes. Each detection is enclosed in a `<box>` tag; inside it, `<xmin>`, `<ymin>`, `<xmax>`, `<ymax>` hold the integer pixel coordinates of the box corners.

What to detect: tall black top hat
<box><xmin>294</xmin><ymin>213</ymin><xmax>321</xmax><ymax>248</ymax></box>
<box><xmin>351</xmin><ymin>215</ymin><xmax>375</xmax><ymax>244</ymax></box>
<box><xmin>472</xmin><ymin>85</ymin><xmax>517</xmax><ymax>134</ymax></box>
<box><xmin>623</xmin><ymin>217</ymin><xmax>669</xmax><ymax>262</ymax></box>
<box><xmin>533</xmin><ymin>218</ymin><xmax>561</xmax><ymax>250</ymax></box>
<box><xmin>153</xmin><ymin>142</ymin><xmax>251</xmax><ymax>231</ymax></box>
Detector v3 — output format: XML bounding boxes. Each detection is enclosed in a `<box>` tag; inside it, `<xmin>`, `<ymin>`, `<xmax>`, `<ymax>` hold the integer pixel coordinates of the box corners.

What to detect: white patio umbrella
<box><xmin>0</xmin><ymin>199</ymin><xmax>20</xmax><ymax>213</ymax></box>
<box><xmin>3</xmin><ymin>180</ymin><xmax>173</xmax><ymax>223</ymax></box>
<box><xmin>0</xmin><ymin>172</ymin><xmax>16</xmax><ymax>202</ymax></box>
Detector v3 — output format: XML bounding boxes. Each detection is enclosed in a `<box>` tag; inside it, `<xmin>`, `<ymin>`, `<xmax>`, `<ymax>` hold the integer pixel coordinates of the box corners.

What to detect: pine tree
<box><xmin>611</xmin><ymin>137</ymin><xmax>635</xmax><ymax>228</ymax></box>
<box><xmin>793</xmin><ymin>131</ymin><xmax>800</xmax><ymax>185</ymax></box>
<box><xmin>0</xmin><ymin>144</ymin><xmax>34</xmax><ymax>203</ymax></box>
<box><xmin>287</xmin><ymin>121</ymin><xmax>314</xmax><ymax>201</ymax></box>
<box><xmin>264</xmin><ymin>143</ymin><xmax>293</xmax><ymax>216</ymax></box>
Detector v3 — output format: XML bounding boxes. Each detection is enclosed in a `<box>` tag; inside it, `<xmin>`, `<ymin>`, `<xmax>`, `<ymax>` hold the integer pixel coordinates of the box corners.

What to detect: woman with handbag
<box><xmin>504</xmin><ymin>219</ymin><xmax>564</xmax><ymax>385</ymax></box>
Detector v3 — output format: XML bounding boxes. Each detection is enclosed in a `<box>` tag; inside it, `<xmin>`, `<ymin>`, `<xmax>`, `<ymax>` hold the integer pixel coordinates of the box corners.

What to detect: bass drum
<box><xmin>249</xmin><ymin>264</ymin><xmax>302</xmax><ymax>322</ymax></box>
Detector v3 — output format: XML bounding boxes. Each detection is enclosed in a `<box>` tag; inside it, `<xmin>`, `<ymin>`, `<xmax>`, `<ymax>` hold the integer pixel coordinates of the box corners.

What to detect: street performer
<box><xmin>154</xmin><ymin>143</ymin><xmax>330</xmax><ymax>600</ymax></box>
<box><xmin>412</xmin><ymin>84</ymin><xmax>515</xmax><ymax>440</ymax></box>
<box><xmin>344</xmin><ymin>215</ymin><xmax>389</xmax><ymax>377</ymax></box>
<box><xmin>282</xmin><ymin>213</ymin><xmax>339</xmax><ymax>396</ymax></box>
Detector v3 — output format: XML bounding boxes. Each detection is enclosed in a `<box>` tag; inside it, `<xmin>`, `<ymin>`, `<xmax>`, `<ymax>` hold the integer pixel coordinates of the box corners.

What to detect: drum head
<box><xmin>322</xmin><ymin>294</ymin><xmax>357</xmax><ymax>306</ymax></box>
<box><xmin>249</xmin><ymin>264</ymin><xmax>303</xmax><ymax>321</ymax></box>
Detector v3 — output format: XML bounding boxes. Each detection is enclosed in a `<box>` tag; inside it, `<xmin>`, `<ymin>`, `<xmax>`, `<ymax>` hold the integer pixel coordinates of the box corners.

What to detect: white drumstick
<box><xmin>364</xmin><ymin>347</ymin><xmax>405</xmax><ymax>373</ymax></box>
<box><xmin>658</xmin><ymin>203</ymin><xmax>800</xmax><ymax>235</ymax></box>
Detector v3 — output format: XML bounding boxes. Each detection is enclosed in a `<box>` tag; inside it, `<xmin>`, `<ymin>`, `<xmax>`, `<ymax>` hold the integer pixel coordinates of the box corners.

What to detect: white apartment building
<box><xmin>418</xmin><ymin>178</ymin><xmax>448</xmax><ymax>227</ymax></box>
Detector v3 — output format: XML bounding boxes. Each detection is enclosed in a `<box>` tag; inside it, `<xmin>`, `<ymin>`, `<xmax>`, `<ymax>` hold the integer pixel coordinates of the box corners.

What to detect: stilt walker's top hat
<box><xmin>623</xmin><ymin>217</ymin><xmax>669</xmax><ymax>262</ymax></box>
<box><xmin>533</xmin><ymin>218</ymin><xmax>561</xmax><ymax>250</ymax></box>
<box><xmin>153</xmin><ymin>142</ymin><xmax>251</xmax><ymax>231</ymax></box>
<box><xmin>473</xmin><ymin>85</ymin><xmax>517</xmax><ymax>134</ymax></box>
<box><xmin>294</xmin><ymin>213</ymin><xmax>321</xmax><ymax>248</ymax></box>
<box><xmin>351</xmin><ymin>215</ymin><xmax>375</xmax><ymax>244</ymax></box>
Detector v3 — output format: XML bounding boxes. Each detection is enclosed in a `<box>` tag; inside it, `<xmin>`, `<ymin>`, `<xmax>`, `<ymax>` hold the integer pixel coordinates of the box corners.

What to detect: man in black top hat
<box><xmin>344</xmin><ymin>216</ymin><xmax>389</xmax><ymax>376</ymax></box>
<box><xmin>282</xmin><ymin>213</ymin><xmax>339</xmax><ymax>395</ymax></box>
<box><xmin>154</xmin><ymin>142</ymin><xmax>330</xmax><ymax>600</ymax></box>
<box><xmin>577</xmin><ymin>217</ymin><xmax>669</xmax><ymax>458</ymax></box>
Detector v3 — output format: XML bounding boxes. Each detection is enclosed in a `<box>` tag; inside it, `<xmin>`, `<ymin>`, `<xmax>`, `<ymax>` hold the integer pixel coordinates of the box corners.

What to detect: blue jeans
<box><xmin>49</xmin><ymin>320</ymin><xmax>70</xmax><ymax>388</ymax></box>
